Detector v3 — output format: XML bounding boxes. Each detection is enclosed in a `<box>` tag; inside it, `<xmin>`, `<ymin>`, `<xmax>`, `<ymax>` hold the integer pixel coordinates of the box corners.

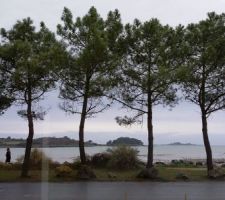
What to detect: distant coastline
<box><xmin>0</xmin><ymin>136</ymin><xmax>100</xmax><ymax>148</ymax></box>
<box><xmin>0</xmin><ymin>136</ymin><xmax>201</xmax><ymax>148</ymax></box>
<box><xmin>0</xmin><ymin>136</ymin><xmax>145</xmax><ymax>148</ymax></box>
<box><xmin>167</xmin><ymin>142</ymin><xmax>196</xmax><ymax>146</ymax></box>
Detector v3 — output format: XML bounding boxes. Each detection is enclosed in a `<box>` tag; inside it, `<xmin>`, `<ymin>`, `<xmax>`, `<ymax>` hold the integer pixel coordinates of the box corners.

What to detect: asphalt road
<box><xmin>0</xmin><ymin>182</ymin><xmax>225</xmax><ymax>200</ymax></box>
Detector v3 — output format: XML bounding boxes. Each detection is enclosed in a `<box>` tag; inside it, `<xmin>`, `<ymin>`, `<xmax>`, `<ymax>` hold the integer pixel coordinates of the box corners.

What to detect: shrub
<box><xmin>91</xmin><ymin>153</ymin><xmax>111</xmax><ymax>168</ymax></box>
<box><xmin>55</xmin><ymin>165</ymin><xmax>73</xmax><ymax>177</ymax></box>
<box><xmin>170</xmin><ymin>159</ymin><xmax>195</xmax><ymax>167</ymax></box>
<box><xmin>106</xmin><ymin>146</ymin><xmax>140</xmax><ymax>170</ymax></box>
<box><xmin>73</xmin><ymin>155</ymin><xmax>91</xmax><ymax>169</ymax></box>
<box><xmin>16</xmin><ymin>148</ymin><xmax>53</xmax><ymax>170</ymax></box>
<box><xmin>76</xmin><ymin>165</ymin><xmax>96</xmax><ymax>180</ymax></box>
<box><xmin>49</xmin><ymin>161</ymin><xmax>61</xmax><ymax>169</ymax></box>
<box><xmin>73</xmin><ymin>159</ymin><xmax>82</xmax><ymax>169</ymax></box>
<box><xmin>137</xmin><ymin>167</ymin><xmax>158</xmax><ymax>179</ymax></box>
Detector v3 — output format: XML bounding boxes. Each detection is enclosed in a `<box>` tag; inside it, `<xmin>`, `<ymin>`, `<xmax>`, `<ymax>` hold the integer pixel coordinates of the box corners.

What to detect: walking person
<box><xmin>5</xmin><ymin>147</ymin><xmax>11</xmax><ymax>163</ymax></box>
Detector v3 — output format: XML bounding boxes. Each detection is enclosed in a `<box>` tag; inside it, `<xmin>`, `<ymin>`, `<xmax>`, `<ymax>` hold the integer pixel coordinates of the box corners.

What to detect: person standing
<box><xmin>5</xmin><ymin>147</ymin><xmax>11</xmax><ymax>163</ymax></box>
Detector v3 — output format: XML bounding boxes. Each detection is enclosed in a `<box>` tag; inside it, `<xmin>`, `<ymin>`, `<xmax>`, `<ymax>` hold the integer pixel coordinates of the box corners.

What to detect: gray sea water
<box><xmin>1</xmin><ymin>145</ymin><xmax>225</xmax><ymax>163</ymax></box>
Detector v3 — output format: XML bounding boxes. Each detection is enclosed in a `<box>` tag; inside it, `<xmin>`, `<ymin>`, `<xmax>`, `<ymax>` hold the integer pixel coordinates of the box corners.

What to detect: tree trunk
<box><xmin>78</xmin><ymin>70</ymin><xmax>91</xmax><ymax>165</ymax></box>
<box><xmin>200</xmin><ymin>65</ymin><xmax>213</xmax><ymax>175</ymax></box>
<box><xmin>146</xmin><ymin>63</ymin><xmax>154</xmax><ymax>169</ymax></box>
<box><xmin>201</xmin><ymin>111</ymin><xmax>213</xmax><ymax>173</ymax></box>
<box><xmin>146</xmin><ymin>97</ymin><xmax>153</xmax><ymax>168</ymax></box>
<box><xmin>78</xmin><ymin>98</ymin><xmax>87</xmax><ymax>165</ymax></box>
<box><xmin>78</xmin><ymin>80</ymin><xmax>90</xmax><ymax>165</ymax></box>
<box><xmin>21</xmin><ymin>98</ymin><xmax>34</xmax><ymax>177</ymax></box>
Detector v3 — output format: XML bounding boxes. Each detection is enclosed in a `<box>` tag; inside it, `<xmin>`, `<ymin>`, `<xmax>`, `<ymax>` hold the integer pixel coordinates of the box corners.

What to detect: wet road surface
<box><xmin>0</xmin><ymin>182</ymin><xmax>225</xmax><ymax>200</ymax></box>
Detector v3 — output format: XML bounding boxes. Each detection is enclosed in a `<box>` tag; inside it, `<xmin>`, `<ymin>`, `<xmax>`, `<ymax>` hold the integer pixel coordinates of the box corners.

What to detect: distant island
<box><xmin>0</xmin><ymin>136</ymin><xmax>99</xmax><ymax>148</ymax></box>
<box><xmin>168</xmin><ymin>142</ymin><xmax>195</xmax><ymax>146</ymax></box>
<box><xmin>0</xmin><ymin>136</ymin><xmax>145</xmax><ymax>147</ymax></box>
<box><xmin>106</xmin><ymin>137</ymin><xmax>144</xmax><ymax>146</ymax></box>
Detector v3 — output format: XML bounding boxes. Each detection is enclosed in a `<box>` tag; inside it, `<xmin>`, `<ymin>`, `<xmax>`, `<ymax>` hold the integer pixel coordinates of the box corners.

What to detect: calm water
<box><xmin>1</xmin><ymin>145</ymin><xmax>225</xmax><ymax>163</ymax></box>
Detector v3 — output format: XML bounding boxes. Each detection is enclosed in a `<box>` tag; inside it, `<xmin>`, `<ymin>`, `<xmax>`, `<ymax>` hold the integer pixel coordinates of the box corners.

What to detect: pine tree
<box><xmin>57</xmin><ymin>7</ymin><xmax>123</xmax><ymax>164</ymax></box>
<box><xmin>0</xmin><ymin>18</ymin><xmax>63</xmax><ymax>177</ymax></box>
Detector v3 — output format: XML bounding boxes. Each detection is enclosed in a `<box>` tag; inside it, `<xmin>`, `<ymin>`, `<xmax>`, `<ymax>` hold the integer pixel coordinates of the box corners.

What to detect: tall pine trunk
<box><xmin>146</xmin><ymin>64</ymin><xmax>153</xmax><ymax>169</ymax></box>
<box><xmin>146</xmin><ymin>100</ymin><xmax>154</xmax><ymax>168</ymax></box>
<box><xmin>200</xmin><ymin>65</ymin><xmax>213</xmax><ymax>175</ymax></box>
<box><xmin>21</xmin><ymin>91</ymin><xmax>34</xmax><ymax>177</ymax></box>
<box><xmin>78</xmin><ymin>94</ymin><xmax>88</xmax><ymax>165</ymax></box>
<box><xmin>78</xmin><ymin>73</ymin><xmax>90</xmax><ymax>165</ymax></box>
<box><xmin>201</xmin><ymin>110</ymin><xmax>213</xmax><ymax>173</ymax></box>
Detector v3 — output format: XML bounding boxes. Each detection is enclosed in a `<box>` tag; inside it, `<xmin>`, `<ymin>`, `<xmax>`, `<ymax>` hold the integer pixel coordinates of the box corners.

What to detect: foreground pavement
<box><xmin>0</xmin><ymin>182</ymin><xmax>225</xmax><ymax>200</ymax></box>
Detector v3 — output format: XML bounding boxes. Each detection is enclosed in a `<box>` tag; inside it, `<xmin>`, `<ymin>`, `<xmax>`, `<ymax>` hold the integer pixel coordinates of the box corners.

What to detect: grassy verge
<box><xmin>1</xmin><ymin>147</ymin><xmax>215</xmax><ymax>182</ymax></box>
<box><xmin>0</xmin><ymin>166</ymin><xmax>214</xmax><ymax>182</ymax></box>
<box><xmin>157</xmin><ymin>167</ymin><xmax>208</xmax><ymax>181</ymax></box>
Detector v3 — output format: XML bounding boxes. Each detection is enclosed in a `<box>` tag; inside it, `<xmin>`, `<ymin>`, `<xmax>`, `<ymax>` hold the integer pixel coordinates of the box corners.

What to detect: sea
<box><xmin>1</xmin><ymin>145</ymin><xmax>225</xmax><ymax>163</ymax></box>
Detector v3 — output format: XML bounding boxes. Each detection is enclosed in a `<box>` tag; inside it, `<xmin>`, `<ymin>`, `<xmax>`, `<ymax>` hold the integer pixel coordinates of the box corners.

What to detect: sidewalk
<box><xmin>0</xmin><ymin>182</ymin><xmax>224</xmax><ymax>200</ymax></box>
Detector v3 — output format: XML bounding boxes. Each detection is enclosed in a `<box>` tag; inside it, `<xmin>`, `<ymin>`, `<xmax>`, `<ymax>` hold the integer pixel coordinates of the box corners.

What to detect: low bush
<box><xmin>106</xmin><ymin>146</ymin><xmax>140</xmax><ymax>170</ymax></box>
<box><xmin>76</xmin><ymin>165</ymin><xmax>96</xmax><ymax>180</ymax></box>
<box><xmin>16</xmin><ymin>148</ymin><xmax>53</xmax><ymax>170</ymax></box>
<box><xmin>137</xmin><ymin>167</ymin><xmax>158</xmax><ymax>179</ymax></box>
<box><xmin>73</xmin><ymin>159</ymin><xmax>82</xmax><ymax>169</ymax></box>
<box><xmin>91</xmin><ymin>153</ymin><xmax>111</xmax><ymax>168</ymax></box>
<box><xmin>49</xmin><ymin>161</ymin><xmax>61</xmax><ymax>169</ymax></box>
<box><xmin>73</xmin><ymin>155</ymin><xmax>91</xmax><ymax>169</ymax></box>
<box><xmin>170</xmin><ymin>159</ymin><xmax>195</xmax><ymax>168</ymax></box>
<box><xmin>55</xmin><ymin>165</ymin><xmax>73</xmax><ymax>177</ymax></box>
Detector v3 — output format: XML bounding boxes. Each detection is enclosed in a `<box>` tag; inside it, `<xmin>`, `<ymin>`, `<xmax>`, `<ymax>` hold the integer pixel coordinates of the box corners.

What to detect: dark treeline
<box><xmin>0</xmin><ymin>136</ymin><xmax>98</xmax><ymax>147</ymax></box>
<box><xmin>0</xmin><ymin>7</ymin><xmax>225</xmax><ymax>178</ymax></box>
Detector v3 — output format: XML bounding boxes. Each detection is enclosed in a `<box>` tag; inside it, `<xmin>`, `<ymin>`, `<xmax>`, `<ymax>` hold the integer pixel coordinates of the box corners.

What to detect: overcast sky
<box><xmin>1</xmin><ymin>0</ymin><xmax>225</xmax><ymax>145</ymax></box>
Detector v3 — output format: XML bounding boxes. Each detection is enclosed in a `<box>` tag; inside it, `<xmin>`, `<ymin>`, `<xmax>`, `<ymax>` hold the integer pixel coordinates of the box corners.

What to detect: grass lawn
<box><xmin>0</xmin><ymin>166</ymin><xmax>214</xmax><ymax>182</ymax></box>
<box><xmin>157</xmin><ymin>167</ymin><xmax>208</xmax><ymax>181</ymax></box>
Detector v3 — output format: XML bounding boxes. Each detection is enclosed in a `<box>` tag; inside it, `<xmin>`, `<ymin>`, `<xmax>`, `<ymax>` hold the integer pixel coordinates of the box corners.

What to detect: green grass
<box><xmin>0</xmin><ymin>170</ymin><xmax>43</xmax><ymax>182</ymax></box>
<box><xmin>0</xmin><ymin>170</ymin><xmax>20</xmax><ymax>181</ymax></box>
<box><xmin>157</xmin><ymin>167</ymin><xmax>208</xmax><ymax>181</ymax></box>
<box><xmin>0</xmin><ymin>166</ymin><xmax>217</xmax><ymax>182</ymax></box>
<box><xmin>94</xmin><ymin>168</ymin><xmax>139</xmax><ymax>181</ymax></box>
